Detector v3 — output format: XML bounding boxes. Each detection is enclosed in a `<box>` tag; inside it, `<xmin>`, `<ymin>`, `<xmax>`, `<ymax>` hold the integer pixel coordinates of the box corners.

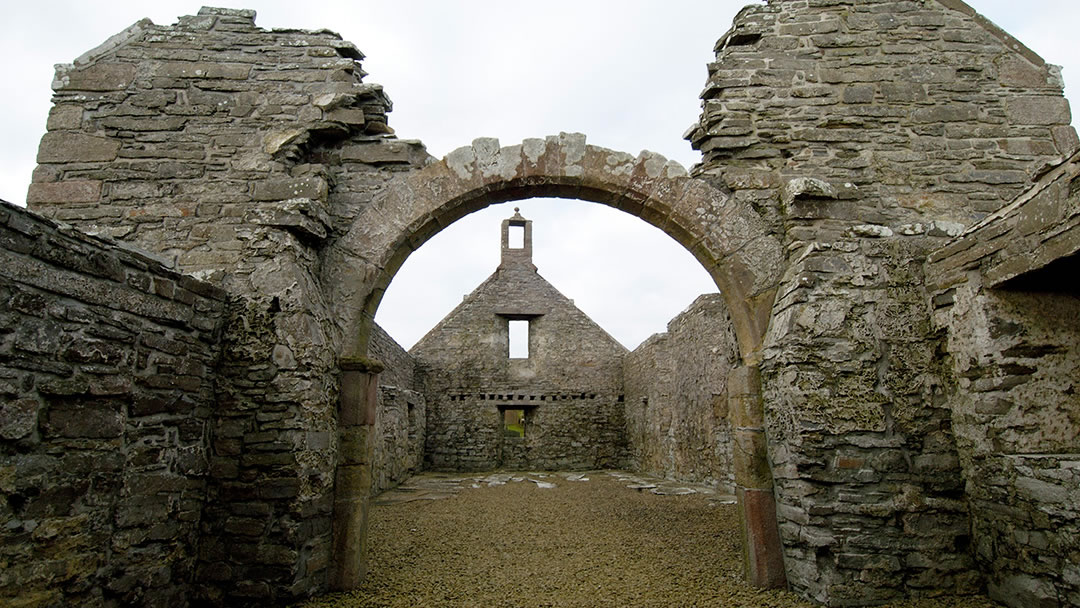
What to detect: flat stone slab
<box><xmin>374</xmin><ymin>469</ymin><xmax>735</xmax><ymax>506</ymax></box>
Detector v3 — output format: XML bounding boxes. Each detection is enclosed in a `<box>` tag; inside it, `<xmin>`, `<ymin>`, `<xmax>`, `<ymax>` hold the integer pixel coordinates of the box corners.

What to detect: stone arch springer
<box><xmin>322</xmin><ymin>132</ymin><xmax>790</xmax><ymax>591</ymax></box>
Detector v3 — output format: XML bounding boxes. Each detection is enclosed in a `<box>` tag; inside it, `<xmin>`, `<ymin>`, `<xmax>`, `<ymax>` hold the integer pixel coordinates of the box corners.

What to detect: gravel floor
<box><xmin>298</xmin><ymin>471</ymin><xmax>998</xmax><ymax>608</ymax></box>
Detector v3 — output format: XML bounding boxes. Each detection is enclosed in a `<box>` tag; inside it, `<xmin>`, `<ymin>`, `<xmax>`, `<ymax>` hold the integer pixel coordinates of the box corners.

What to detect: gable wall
<box><xmin>412</xmin><ymin>267</ymin><xmax>628</xmax><ymax>471</ymax></box>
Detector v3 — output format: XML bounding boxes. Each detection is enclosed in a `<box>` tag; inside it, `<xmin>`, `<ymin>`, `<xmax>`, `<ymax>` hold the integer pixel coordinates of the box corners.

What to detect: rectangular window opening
<box><xmin>508</xmin><ymin>319</ymin><xmax>529</xmax><ymax>358</ymax></box>
<box><xmin>502</xmin><ymin>408</ymin><xmax>526</xmax><ymax>437</ymax></box>
<box><xmin>508</xmin><ymin>224</ymin><xmax>525</xmax><ymax>249</ymax></box>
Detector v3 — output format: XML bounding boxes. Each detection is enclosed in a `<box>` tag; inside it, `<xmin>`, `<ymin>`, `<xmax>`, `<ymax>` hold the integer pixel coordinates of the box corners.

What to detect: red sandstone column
<box><xmin>329</xmin><ymin>358</ymin><xmax>383</xmax><ymax>590</ymax></box>
<box><xmin>729</xmin><ymin>365</ymin><xmax>788</xmax><ymax>588</ymax></box>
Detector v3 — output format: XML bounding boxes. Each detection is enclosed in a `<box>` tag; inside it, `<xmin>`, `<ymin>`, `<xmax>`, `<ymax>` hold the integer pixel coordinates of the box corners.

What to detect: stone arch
<box><xmin>325</xmin><ymin>132</ymin><xmax>783</xmax><ymax>363</ymax></box>
<box><xmin>321</xmin><ymin>132</ymin><xmax>787</xmax><ymax>590</ymax></box>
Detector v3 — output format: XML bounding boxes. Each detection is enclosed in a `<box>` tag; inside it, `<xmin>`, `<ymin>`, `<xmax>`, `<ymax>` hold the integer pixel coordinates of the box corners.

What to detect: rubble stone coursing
<box><xmin>623</xmin><ymin>294</ymin><xmax>740</xmax><ymax>491</ymax></box>
<box><xmin>939</xmin><ymin>282</ymin><xmax>1080</xmax><ymax>608</ymax></box>
<box><xmin>4</xmin><ymin>1</ymin><xmax>1078</xmax><ymax>607</ymax></box>
<box><xmin>0</xmin><ymin>201</ymin><xmax>225</xmax><ymax>606</ymax></box>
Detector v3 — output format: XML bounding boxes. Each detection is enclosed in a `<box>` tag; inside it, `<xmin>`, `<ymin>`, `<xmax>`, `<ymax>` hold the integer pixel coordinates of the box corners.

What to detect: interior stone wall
<box><xmin>368</xmin><ymin>324</ymin><xmax>425</xmax><ymax>494</ymax></box>
<box><xmin>926</xmin><ymin>157</ymin><xmax>1080</xmax><ymax>608</ymax></box>
<box><xmin>0</xmin><ymin>201</ymin><xmax>225</xmax><ymax>607</ymax></box>
<box><xmin>936</xmin><ymin>278</ymin><xmax>1080</xmax><ymax>608</ymax></box>
<box><xmin>623</xmin><ymin>294</ymin><xmax>740</xmax><ymax>491</ymax></box>
<box><xmin>763</xmin><ymin>239</ymin><xmax>976</xmax><ymax>603</ymax></box>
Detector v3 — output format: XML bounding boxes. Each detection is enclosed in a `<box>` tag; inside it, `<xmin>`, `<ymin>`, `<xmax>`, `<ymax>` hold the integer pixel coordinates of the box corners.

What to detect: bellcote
<box><xmin>499</xmin><ymin>208</ymin><xmax>536</xmax><ymax>270</ymax></box>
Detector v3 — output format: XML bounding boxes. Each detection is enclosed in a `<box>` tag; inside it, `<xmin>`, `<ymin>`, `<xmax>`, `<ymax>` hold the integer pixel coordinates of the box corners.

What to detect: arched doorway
<box><xmin>320</xmin><ymin>132</ymin><xmax>788</xmax><ymax>590</ymax></box>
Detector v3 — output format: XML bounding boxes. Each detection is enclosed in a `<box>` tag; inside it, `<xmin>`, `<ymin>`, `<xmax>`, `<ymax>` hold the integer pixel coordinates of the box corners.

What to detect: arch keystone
<box><xmin>445</xmin><ymin>145</ymin><xmax>477</xmax><ymax>181</ymax></box>
<box><xmin>557</xmin><ymin>131</ymin><xmax>587</xmax><ymax>178</ymax></box>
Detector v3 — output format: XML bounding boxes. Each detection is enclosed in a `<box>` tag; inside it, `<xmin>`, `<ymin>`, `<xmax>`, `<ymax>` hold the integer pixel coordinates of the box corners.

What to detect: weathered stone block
<box><xmin>157</xmin><ymin>61</ymin><xmax>252</xmax><ymax>80</ymax></box>
<box><xmin>341</xmin><ymin>141</ymin><xmax>427</xmax><ymax>165</ymax></box>
<box><xmin>100</xmin><ymin>116</ymin><xmax>187</xmax><ymax>132</ymax></box>
<box><xmin>251</xmin><ymin>177</ymin><xmax>328</xmax><ymax>202</ymax></box>
<box><xmin>997</xmin><ymin>56</ymin><xmax>1054</xmax><ymax>89</ymax></box>
<box><xmin>26</xmin><ymin>180</ymin><xmax>102</xmax><ymax>204</ymax></box>
<box><xmin>325</xmin><ymin>107</ymin><xmax>365</xmax><ymax>125</ymax></box>
<box><xmin>880</xmin><ymin>82</ymin><xmax>926</xmax><ymax>103</ymax></box>
<box><xmin>989</xmin><ymin>574</ymin><xmax>1062</xmax><ymax>608</ymax></box>
<box><xmin>44</xmin><ymin>404</ymin><xmax>124</xmax><ymax>438</ymax></box>
<box><xmin>0</xmin><ymin>398</ymin><xmax>40</xmax><ymax>440</ymax></box>
<box><xmin>912</xmin><ymin>104</ymin><xmax>979</xmax><ymax>123</ymax></box>
<box><xmin>1015</xmin><ymin>477</ymin><xmax>1069</xmax><ymax>505</ymax></box>
<box><xmin>36</xmin><ymin>132</ymin><xmax>120</xmax><ymax>163</ymax></box>
<box><xmin>45</xmin><ymin>105</ymin><xmax>84</xmax><ymax>131</ymax></box>
<box><xmin>56</xmin><ymin>62</ymin><xmax>136</xmax><ymax>92</ymax></box>
<box><xmin>1007</xmin><ymin>96</ymin><xmax>1072</xmax><ymax>126</ymax></box>
<box><xmin>843</xmin><ymin>85</ymin><xmax>874</xmax><ymax>104</ymax></box>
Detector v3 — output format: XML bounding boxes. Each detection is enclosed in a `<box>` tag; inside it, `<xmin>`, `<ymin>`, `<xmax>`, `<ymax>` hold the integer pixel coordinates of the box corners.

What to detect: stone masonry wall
<box><xmin>926</xmin><ymin>157</ymin><xmax>1080</xmax><ymax>608</ymax></box>
<box><xmin>0</xmin><ymin>200</ymin><xmax>225</xmax><ymax>607</ymax></box>
<box><xmin>935</xmin><ymin>279</ymin><xmax>1080</xmax><ymax>608</ymax></box>
<box><xmin>688</xmin><ymin>1</ymin><xmax>1078</xmax><ymax>604</ymax></box>
<box><xmin>624</xmin><ymin>294</ymin><xmax>740</xmax><ymax>491</ymax></box>
<box><xmin>763</xmin><ymin>238</ymin><xmax>976</xmax><ymax>604</ymax></box>
<box><xmin>420</xmin><ymin>392</ymin><xmax>626</xmax><ymax>472</ymax></box>
<box><xmin>368</xmin><ymin>324</ymin><xmax>425</xmax><ymax>495</ymax></box>
<box><xmin>687</xmin><ymin>0</ymin><xmax>1076</xmax><ymax>236</ymax></box>
<box><xmin>24</xmin><ymin>8</ymin><xmax>431</xmax><ymax>604</ymax></box>
<box><xmin>412</xmin><ymin>217</ymin><xmax>628</xmax><ymax>471</ymax></box>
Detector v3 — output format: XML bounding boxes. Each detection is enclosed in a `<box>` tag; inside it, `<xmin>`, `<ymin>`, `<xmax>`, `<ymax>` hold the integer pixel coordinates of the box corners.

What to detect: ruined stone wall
<box><xmin>687</xmin><ymin>1</ymin><xmax>1078</xmax><ymax>604</ymax></box>
<box><xmin>935</xmin><ymin>280</ymin><xmax>1080</xmax><ymax>608</ymax></box>
<box><xmin>763</xmin><ymin>239</ymin><xmax>976</xmax><ymax>603</ymax></box>
<box><xmin>926</xmin><ymin>155</ymin><xmax>1080</xmax><ymax>608</ymax></box>
<box><xmin>688</xmin><ymin>0</ymin><xmax>1076</xmax><ymax>233</ymax></box>
<box><xmin>0</xmin><ymin>200</ymin><xmax>224</xmax><ymax>607</ymax></box>
<box><xmin>368</xmin><ymin>324</ymin><xmax>425</xmax><ymax>494</ymax></box>
<box><xmin>623</xmin><ymin>294</ymin><xmax>739</xmax><ymax>490</ymax></box>
<box><xmin>419</xmin><ymin>392</ymin><xmax>626</xmax><ymax>471</ymax></box>
<box><xmin>18</xmin><ymin>1</ymin><xmax>1080</xmax><ymax>606</ymax></box>
<box><xmin>24</xmin><ymin>7</ymin><xmax>432</xmax><ymax>603</ymax></box>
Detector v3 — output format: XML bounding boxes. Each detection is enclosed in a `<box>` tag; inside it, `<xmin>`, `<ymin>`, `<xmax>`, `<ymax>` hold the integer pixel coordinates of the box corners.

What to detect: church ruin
<box><xmin>1</xmin><ymin>1</ymin><xmax>1078</xmax><ymax>607</ymax></box>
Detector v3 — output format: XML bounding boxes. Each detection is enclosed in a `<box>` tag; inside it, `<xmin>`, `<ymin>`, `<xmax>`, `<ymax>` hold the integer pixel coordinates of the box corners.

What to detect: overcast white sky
<box><xmin>1</xmin><ymin>2</ymin><xmax>1076</xmax><ymax>350</ymax></box>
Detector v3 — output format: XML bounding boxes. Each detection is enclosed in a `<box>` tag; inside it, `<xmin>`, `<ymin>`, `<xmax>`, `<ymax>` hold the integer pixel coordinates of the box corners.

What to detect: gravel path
<box><xmin>298</xmin><ymin>471</ymin><xmax>997</xmax><ymax>608</ymax></box>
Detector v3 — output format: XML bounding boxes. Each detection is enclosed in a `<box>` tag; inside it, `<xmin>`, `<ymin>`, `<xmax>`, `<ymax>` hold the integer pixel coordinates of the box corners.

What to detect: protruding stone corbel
<box><xmin>780</xmin><ymin>177</ymin><xmax>859</xmax><ymax>220</ymax></box>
